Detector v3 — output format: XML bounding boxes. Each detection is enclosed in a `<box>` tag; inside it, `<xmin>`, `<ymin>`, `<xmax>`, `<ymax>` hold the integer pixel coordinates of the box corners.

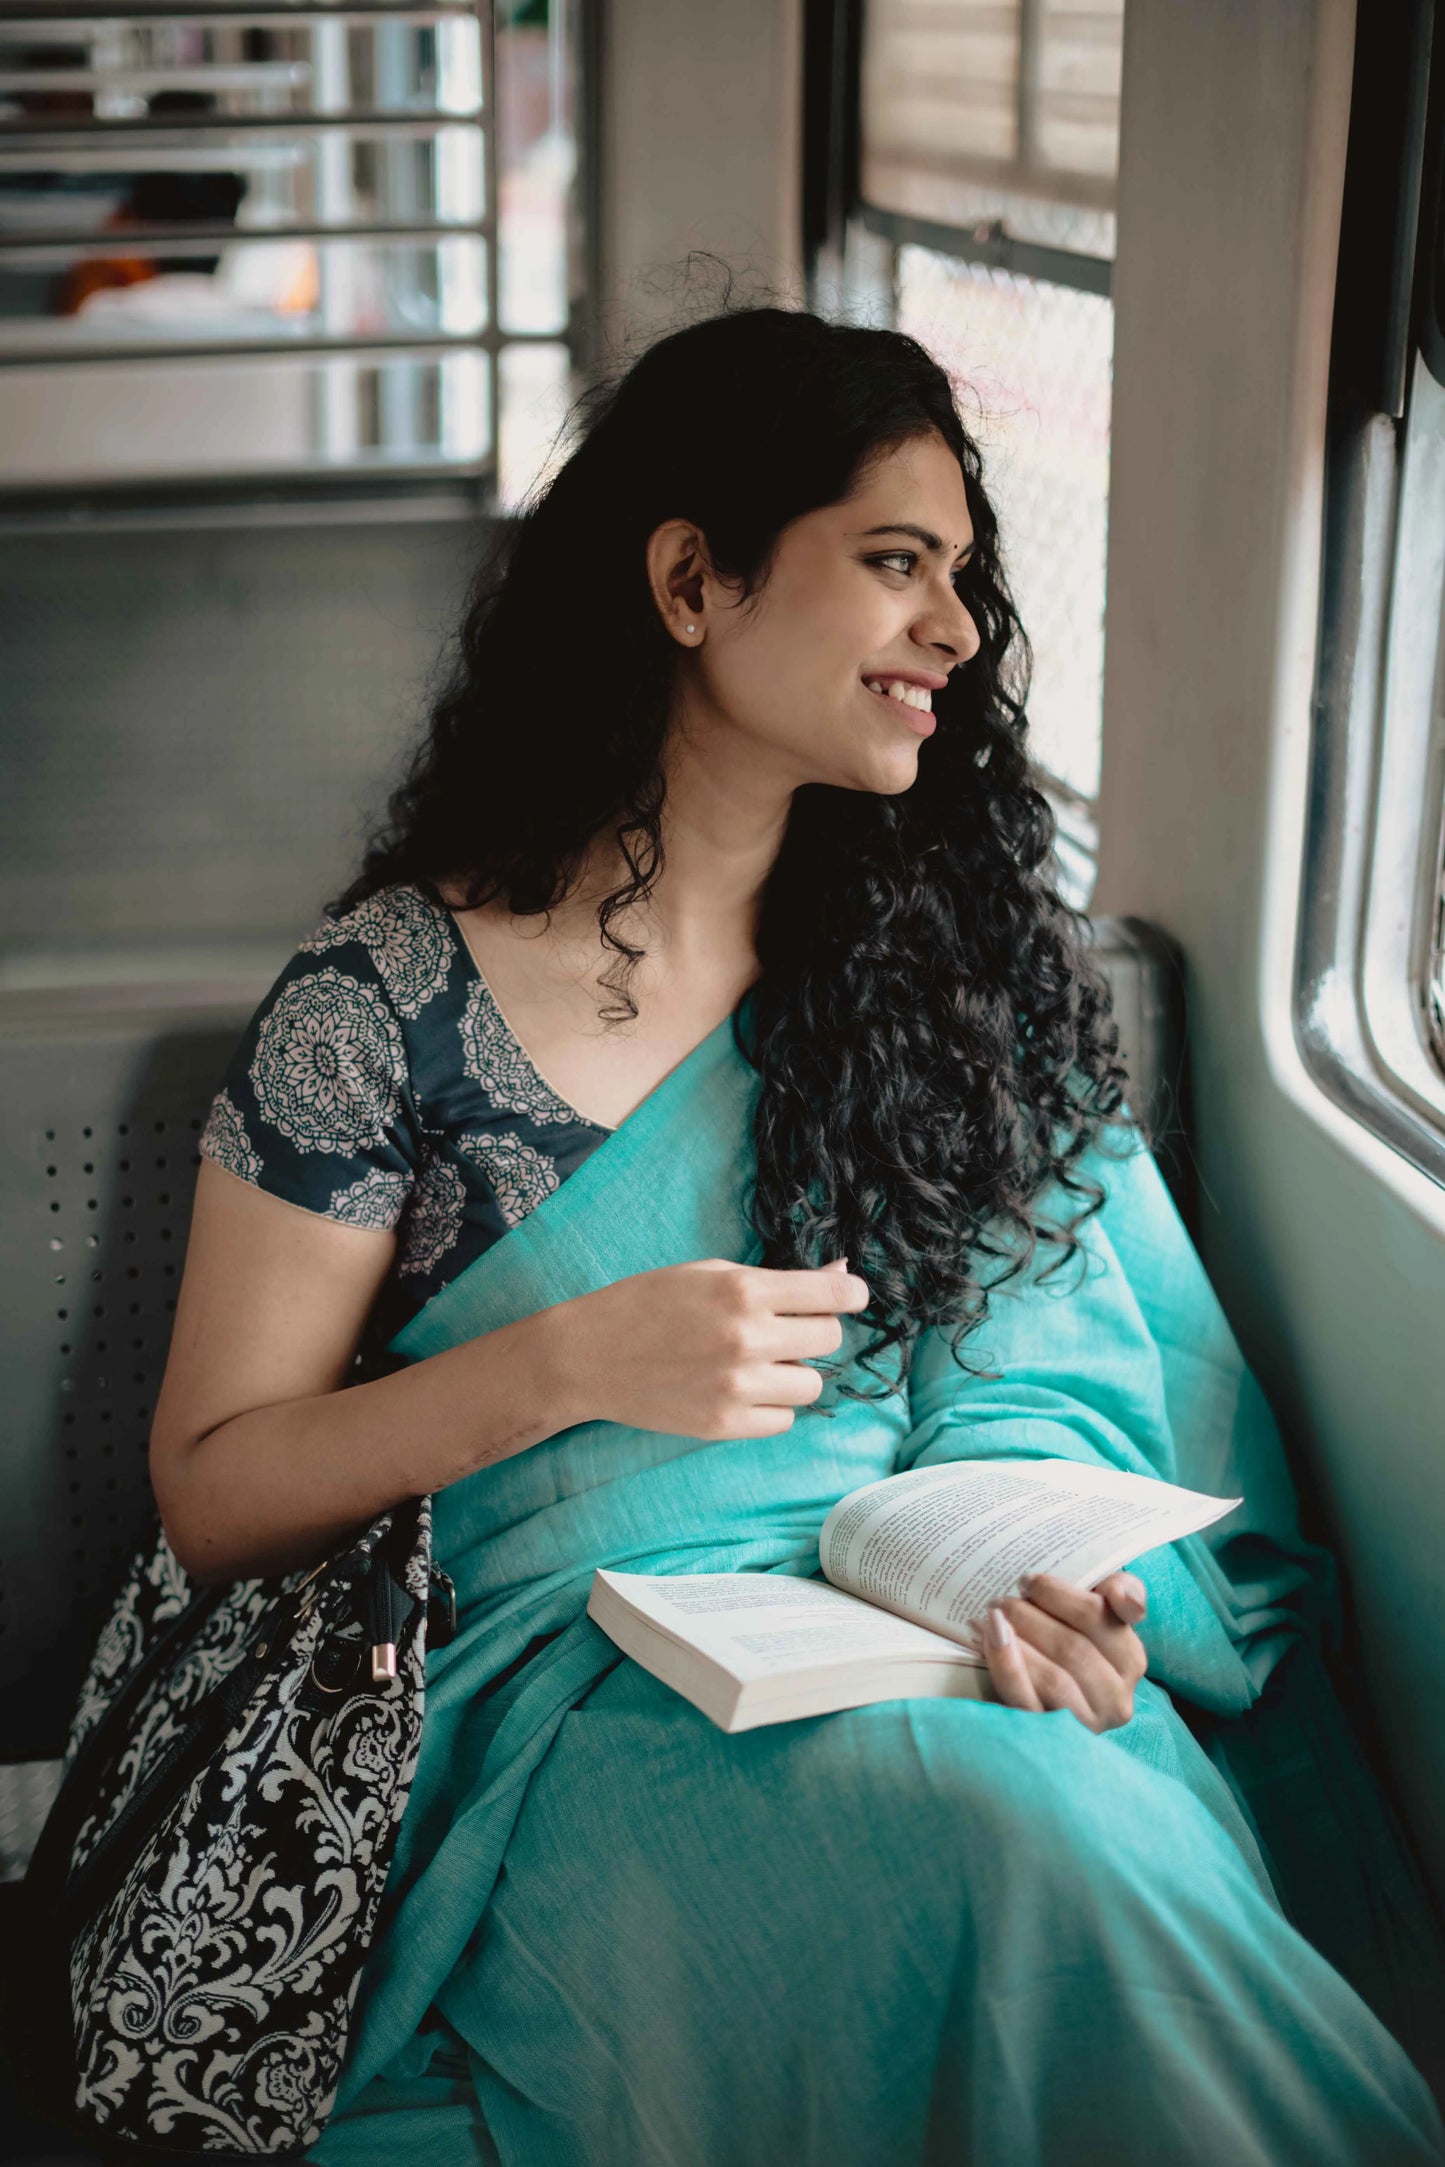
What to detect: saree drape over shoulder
<box><xmin>309</xmin><ymin>1007</ymin><xmax>1445</xmax><ymax>2167</ymax></box>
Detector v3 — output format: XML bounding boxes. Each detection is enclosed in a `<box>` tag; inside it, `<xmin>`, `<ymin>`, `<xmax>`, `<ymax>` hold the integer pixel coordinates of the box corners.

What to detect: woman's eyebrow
<box><xmin>856</xmin><ymin>522</ymin><xmax>977</xmax><ymax>563</ymax></box>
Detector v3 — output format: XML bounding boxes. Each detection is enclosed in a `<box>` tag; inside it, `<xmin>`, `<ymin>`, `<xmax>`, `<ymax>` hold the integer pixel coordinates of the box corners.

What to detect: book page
<box><xmin>589</xmin><ymin>1568</ymin><xmax>978</xmax><ymax>1683</ymax></box>
<box><xmin>819</xmin><ymin>1458</ymin><xmax>1239</xmax><ymax>1652</ymax></box>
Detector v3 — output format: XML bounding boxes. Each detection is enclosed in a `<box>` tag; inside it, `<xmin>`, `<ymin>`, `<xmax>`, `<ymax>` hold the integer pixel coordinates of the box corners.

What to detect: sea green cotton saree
<box><xmin>310</xmin><ymin>1005</ymin><xmax>1444</xmax><ymax>2167</ymax></box>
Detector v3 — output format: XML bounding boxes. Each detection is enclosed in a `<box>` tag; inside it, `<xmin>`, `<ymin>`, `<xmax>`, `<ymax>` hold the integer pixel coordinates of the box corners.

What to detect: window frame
<box><xmin>846</xmin><ymin>0</ymin><xmax>1118</xmax><ymax>302</ymax></box>
<box><xmin>0</xmin><ymin>0</ymin><xmax>598</xmax><ymax>529</ymax></box>
<box><xmin>856</xmin><ymin>202</ymin><xmax>1111</xmax><ymax>302</ymax></box>
<box><xmin>1294</xmin><ymin>0</ymin><xmax>1445</xmax><ymax>1188</ymax></box>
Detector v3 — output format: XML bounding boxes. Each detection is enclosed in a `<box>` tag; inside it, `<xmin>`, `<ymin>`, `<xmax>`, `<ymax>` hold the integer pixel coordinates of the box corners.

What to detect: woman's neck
<box><xmin>554</xmin><ymin>724</ymin><xmax>794</xmax><ymax>972</ymax></box>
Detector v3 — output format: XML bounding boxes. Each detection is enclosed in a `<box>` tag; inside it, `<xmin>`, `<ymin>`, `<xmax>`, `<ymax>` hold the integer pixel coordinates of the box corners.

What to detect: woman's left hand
<box><xmin>981</xmin><ymin>1571</ymin><xmax>1148</xmax><ymax>1733</ymax></box>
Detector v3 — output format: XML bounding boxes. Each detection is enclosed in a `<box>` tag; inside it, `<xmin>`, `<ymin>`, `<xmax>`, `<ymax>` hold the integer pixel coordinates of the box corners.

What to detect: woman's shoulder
<box><xmin>196</xmin><ymin>883</ymin><xmax>462</xmax><ymax>1214</ymax></box>
<box><xmin>296</xmin><ymin>880</ymin><xmax>461</xmax><ymax>1024</ymax></box>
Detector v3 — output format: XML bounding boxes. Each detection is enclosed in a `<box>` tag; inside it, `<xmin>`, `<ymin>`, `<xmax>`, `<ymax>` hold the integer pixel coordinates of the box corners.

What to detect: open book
<box><xmin>587</xmin><ymin>1457</ymin><xmax>1239</xmax><ymax>1732</ymax></box>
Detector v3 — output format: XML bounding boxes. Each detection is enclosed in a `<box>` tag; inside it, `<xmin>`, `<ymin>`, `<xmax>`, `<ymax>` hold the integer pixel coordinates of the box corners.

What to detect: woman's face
<box><xmin>660</xmin><ymin>428</ymin><xmax>983</xmax><ymax>798</ymax></box>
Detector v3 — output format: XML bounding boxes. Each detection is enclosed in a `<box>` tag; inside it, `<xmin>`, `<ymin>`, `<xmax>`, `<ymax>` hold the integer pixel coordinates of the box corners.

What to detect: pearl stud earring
<box><xmin>685</xmin><ymin>623</ymin><xmax>696</xmax><ymax>633</ymax></box>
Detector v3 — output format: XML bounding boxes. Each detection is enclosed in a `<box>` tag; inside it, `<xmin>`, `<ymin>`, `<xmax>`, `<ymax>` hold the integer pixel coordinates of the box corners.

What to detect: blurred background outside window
<box><xmin>815</xmin><ymin>0</ymin><xmax>1125</xmax><ymax>905</ymax></box>
<box><xmin>0</xmin><ymin>1</ymin><xmax>587</xmax><ymax>509</ymax></box>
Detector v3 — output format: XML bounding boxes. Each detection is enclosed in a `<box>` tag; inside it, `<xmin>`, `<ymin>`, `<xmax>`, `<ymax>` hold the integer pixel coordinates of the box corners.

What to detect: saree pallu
<box><xmin>310</xmin><ymin>1011</ymin><xmax>1445</xmax><ymax>2167</ymax></box>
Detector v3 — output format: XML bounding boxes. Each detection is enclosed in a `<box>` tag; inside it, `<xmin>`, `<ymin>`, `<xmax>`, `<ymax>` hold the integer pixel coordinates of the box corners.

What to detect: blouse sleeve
<box><xmin>198</xmin><ymin>914</ymin><xmax>422</xmax><ymax>1233</ymax></box>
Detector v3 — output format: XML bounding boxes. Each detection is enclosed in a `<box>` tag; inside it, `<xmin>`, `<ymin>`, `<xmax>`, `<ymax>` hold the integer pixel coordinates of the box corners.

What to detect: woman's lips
<box><xmin>864</xmin><ymin>681</ymin><xmax>937</xmax><ymax>735</ymax></box>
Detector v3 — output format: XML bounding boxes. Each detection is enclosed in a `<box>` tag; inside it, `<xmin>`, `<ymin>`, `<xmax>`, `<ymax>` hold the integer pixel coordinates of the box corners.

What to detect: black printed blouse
<box><xmin>198</xmin><ymin>880</ymin><xmax>612</xmax><ymax>1379</ymax></box>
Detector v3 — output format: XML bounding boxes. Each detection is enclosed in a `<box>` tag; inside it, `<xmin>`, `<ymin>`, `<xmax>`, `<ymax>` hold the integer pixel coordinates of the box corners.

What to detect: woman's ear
<box><xmin>645</xmin><ymin>517</ymin><xmax>711</xmax><ymax>647</ymax></box>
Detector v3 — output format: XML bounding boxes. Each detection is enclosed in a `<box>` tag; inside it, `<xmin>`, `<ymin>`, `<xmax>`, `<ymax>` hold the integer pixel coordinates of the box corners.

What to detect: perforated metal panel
<box><xmin>0</xmin><ymin>1005</ymin><xmax>252</xmax><ymax>1762</ymax></box>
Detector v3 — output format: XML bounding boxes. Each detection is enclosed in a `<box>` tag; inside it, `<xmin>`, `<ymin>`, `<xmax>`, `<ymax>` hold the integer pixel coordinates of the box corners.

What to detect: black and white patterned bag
<box><xmin>24</xmin><ymin>1498</ymin><xmax>454</xmax><ymax>2160</ymax></box>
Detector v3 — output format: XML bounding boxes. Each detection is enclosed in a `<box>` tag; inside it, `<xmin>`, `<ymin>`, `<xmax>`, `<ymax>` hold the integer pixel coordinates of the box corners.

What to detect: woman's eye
<box><xmin>870</xmin><ymin>550</ymin><xmax>975</xmax><ymax>595</ymax></box>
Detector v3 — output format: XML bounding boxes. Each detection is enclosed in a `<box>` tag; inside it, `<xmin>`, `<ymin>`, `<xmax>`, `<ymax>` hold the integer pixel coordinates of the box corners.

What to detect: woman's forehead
<box><xmin>841</xmin><ymin>438</ymin><xmax>974</xmax><ymax>549</ymax></box>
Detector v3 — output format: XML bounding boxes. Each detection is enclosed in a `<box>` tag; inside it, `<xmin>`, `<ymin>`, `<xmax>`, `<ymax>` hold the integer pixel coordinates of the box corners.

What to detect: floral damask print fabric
<box><xmin>250</xmin><ymin>967</ymin><xmax>408</xmax><ymax>1157</ymax></box>
<box><xmin>458</xmin><ymin>976</ymin><xmax>588</xmax><ymax>1127</ymax></box>
<box><xmin>328</xmin><ymin>1167</ymin><xmax>415</xmax><ymax>1230</ymax></box>
<box><xmin>197</xmin><ymin>1090</ymin><xmax>263</xmax><ymax>1187</ymax></box>
<box><xmin>460</xmin><ymin>1128</ymin><xmax>560</xmax><ymax>1228</ymax></box>
<box><xmin>299</xmin><ymin>882</ymin><xmax>454</xmax><ymax>1021</ymax></box>
<box><xmin>58</xmin><ymin>1507</ymin><xmax>435</xmax><ymax>2155</ymax></box>
<box><xmin>398</xmin><ymin>1149</ymin><xmax>469</xmax><ymax>1277</ymax></box>
<box><xmin>197</xmin><ymin>882</ymin><xmax>610</xmax><ymax>1355</ymax></box>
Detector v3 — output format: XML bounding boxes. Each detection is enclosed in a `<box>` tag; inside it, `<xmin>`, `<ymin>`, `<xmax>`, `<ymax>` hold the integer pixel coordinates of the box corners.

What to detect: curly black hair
<box><xmin>327</xmin><ymin>299</ymin><xmax>1130</xmax><ymax>1397</ymax></box>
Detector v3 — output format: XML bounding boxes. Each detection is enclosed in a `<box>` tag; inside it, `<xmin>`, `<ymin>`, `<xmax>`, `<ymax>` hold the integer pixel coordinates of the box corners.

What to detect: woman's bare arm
<box><xmin>150</xmin><ymin>1159</ymin><xmax>580</xmax><ymax>1583</ymax></box>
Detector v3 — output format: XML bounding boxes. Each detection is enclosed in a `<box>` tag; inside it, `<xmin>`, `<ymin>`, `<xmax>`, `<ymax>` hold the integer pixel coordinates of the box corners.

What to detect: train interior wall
<box><xmin>1098</xmin><ymin>0</ymin><xmax>1445</xmax><ymax>1900</ymax></box>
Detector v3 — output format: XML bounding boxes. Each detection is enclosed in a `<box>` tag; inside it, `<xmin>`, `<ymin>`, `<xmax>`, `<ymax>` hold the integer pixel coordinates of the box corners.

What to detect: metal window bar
<box><xmin>858</xmin><ymin>203</ymin><xmax>1111</xmax><ymax>301</ymax></box>
<box><xmin>856</xmin><ymin>0</ymin><xmax>1121</xmax><ymax>295</ymax></box>
<box><xmin>0</xmin><ymin>1</ymin><xmax>585</xmax><ymax>506</ymax></box>
<box><xmin>481</xmin><ymin>0</ymin><xmax>497</xmax><ymax>500</ymax></box>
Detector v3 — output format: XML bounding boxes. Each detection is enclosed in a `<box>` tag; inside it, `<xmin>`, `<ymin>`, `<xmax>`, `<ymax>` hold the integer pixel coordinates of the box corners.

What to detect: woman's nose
<box><xmin>951</xmin><ymin>604</ymin><xmax>982</xmax><ymax>663</ymax></box>
<box><xmin>918</xmin><ymin>590</ymin><xmax>981</xmax><ymax>666</ymax></box>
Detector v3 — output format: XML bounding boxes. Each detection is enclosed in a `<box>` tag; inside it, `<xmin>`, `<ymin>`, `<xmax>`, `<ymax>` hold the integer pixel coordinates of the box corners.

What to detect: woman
<box><xmin>154</xmin><ymin>305</ymin><xmax>1443</xmax><ymax>2164</ymax></box>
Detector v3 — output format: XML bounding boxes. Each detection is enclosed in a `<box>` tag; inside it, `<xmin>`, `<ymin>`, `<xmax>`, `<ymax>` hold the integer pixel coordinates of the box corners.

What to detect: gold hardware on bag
<box><xmin>293</xmin><ymin>1555</ymin><xmax>332</xmax><ymax>1617</ymax></box>
<box><xmin>307</xmin><ymin>1643</ymin><xmax>362</xmax><ymax>1694</ymax></box>
<box><xmin>371</xmin><ymin>1642</ymin><xmax>398</xmax><ymax>1682</ymax></box>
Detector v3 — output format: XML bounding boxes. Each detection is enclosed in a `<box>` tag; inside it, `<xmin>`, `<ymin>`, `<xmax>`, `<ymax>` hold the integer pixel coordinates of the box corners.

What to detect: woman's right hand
<box><xmin>557</xmin><ymin>1257</ymin><xmax>871</xmax><ymax>1440</ymax></box>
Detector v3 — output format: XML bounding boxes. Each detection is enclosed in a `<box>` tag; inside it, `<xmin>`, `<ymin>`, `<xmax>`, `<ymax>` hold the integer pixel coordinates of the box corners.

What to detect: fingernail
<box><xmin>986</xmin><ymin>1606</ymin><xmax>1014</xmax><ymax>1650</ymax></box>
<box><xmin>1119</xmin><ymin>1573</ymin><xmax>1146</xmax><ymax>1608</ymax></box>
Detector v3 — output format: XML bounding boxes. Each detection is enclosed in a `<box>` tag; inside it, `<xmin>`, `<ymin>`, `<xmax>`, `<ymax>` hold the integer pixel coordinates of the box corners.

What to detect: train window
<box><xmin>1297</xmin><ymin>0</ymin><xmax>1445</xmax><ymax>1182</ymax></box>
<box><xmin>808</xmin><ymin>0</ymin><xmax>1124</xmax><ymax>904</ymax></box>
<box><xmin>0</xmin><ymin>0</ymin><xmax>590</xmax><ymax>513</ymax></box>
<box><xmin>859</xmin><ymin>0</ymin><xmax>1121</xmax><ymax>258</ymax></box>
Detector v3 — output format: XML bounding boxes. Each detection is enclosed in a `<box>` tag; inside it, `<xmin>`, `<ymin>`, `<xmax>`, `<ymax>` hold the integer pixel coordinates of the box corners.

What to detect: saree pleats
<box><xmin>306</xmin><ymin>1014</ymin><xmax>1444</xmax><ymax>2165</ymax></box>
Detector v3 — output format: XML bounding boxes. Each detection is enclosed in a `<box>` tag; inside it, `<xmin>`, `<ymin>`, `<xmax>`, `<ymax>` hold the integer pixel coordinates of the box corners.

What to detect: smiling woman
<box><xmin>316</xmin><ymin>305</ymin><xmax>1113</xmax><ymax>1401</ymax></box>
<box><xmin>69</xmin><ymin>303</ymin><xmax>1445</xmax><ymax>2166</ymax></box>
<box><xmin>638</xmin><ymin>436</ymin><xmax>981</xmax><ymax>790</ymax></box>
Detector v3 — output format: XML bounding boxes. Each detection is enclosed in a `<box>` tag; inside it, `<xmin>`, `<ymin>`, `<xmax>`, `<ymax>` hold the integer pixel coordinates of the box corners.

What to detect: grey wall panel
<box><xmin>1096</xmin><ymin>0</ymin><xmax>1445</xmax><ymax>1901</ymax></box>
<box><xmin>0</xmin><ymin>520</ymin><xmax>483</xmax><ymax>971</ymax></box>
<box><xmin>597</xmin><ymin>0</ymin><xmax>804</xmax><ymax>337</ymax></box>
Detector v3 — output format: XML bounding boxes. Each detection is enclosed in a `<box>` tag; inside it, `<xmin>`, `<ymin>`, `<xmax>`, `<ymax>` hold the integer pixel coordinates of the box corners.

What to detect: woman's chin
<box><xmin>861</xmin><ymin>749</ymin><xmax>923</xmax><ymax>796</ymax></box>
<box><xmin>805</xmin><ymin>740</ymin><xmax>923</xmax><ymax>796</ymax></box>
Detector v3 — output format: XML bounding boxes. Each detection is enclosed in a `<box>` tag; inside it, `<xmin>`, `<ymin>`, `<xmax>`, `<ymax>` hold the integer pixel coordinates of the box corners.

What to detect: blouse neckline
<box><xmin>440</xmin><ymin>896</ymin><xmax>617</xmax><ymax>1136</ymax></box>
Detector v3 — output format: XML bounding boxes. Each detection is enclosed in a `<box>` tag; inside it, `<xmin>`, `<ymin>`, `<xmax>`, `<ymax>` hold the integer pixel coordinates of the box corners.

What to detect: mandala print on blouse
<box><xmin>398</xmin><ymin>1149</ymin><xmax>467</xmax><ymax>1277</ymax></box>
<box><xmin>198</xmin><ymin>1090</ymin><xmax>264</xmax><ymax>1185</ymax></box>
<box><xmin>458</xmin><ymin>978</ymin><xmax>587</xmax><ymax>1128</ymax></box>
<box><xmin>459</xmin><ymin>1129</ymin><xmax>559</xmax><ymax>1229</ymax></box>
<box><xmin>299</xmin><ymin>884</ymin><xmax>453</xmax><ymax>1020</ymax></box>
<box><xmin>250</xmin><ymin>967</ymin><xmax>407</xmax><ymax>1156</ymax></box>
<box><xmin>328</xmin><ymin>1167</ymin><xmax>413</xmax><ymax>1230</ymax></box>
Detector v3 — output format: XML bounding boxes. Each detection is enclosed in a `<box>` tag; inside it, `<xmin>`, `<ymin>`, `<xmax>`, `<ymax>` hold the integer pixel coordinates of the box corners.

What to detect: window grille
<box><xmin>860</xmin><ymin>0</ymin><xmax>1123</xmax><ymax>268</ymax></box>
<box><xmin>823</xmin><ymin>0</ymin><xmax>1125</xmax><ymax>903</ymax></box>
<box><xmin>0</xmin><ymin>0</ymin><xmax>588</xmax><ymax>507</ymax></box>
<box><xmin>895</xmin><ymin>245</ymin><xmax>1112</xmax><ymax>806</ymax></box>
